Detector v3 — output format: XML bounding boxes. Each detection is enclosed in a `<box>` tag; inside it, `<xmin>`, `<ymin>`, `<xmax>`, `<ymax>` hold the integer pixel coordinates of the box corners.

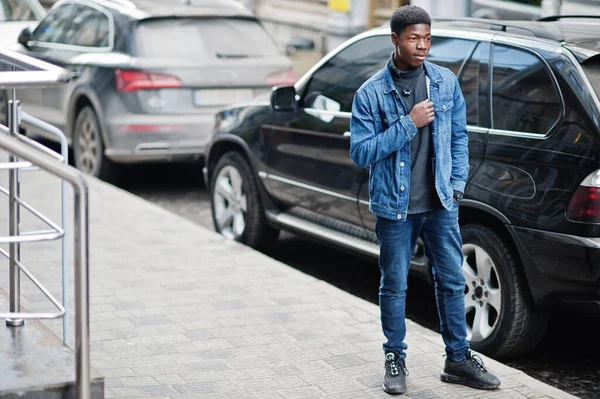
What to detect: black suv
<box><xmin>204</xmin><ymin>17</ymin><xmax>600</xmax><ymax>360</ymax></box>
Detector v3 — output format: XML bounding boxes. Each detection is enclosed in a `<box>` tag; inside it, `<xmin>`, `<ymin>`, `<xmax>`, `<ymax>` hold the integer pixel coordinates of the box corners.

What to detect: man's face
<box><xmin>391</xmin><ymin>24</ymin><xmax>431</xmax><ymax>70</ymax></box>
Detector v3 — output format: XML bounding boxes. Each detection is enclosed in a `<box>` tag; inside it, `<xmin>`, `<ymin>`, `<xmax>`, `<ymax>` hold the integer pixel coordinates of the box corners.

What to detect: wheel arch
<box><xmin>69</xmin><ymin>88</ymin><xmax>108</xmax><ymax>146</ymax></box>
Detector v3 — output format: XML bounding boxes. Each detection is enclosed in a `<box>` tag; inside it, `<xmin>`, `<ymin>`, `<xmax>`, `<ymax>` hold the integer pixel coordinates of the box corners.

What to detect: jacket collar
<box><xmin>383</xmin><ymin>60</ymin><xmax>444</xmax><ymax>94</ymax></box>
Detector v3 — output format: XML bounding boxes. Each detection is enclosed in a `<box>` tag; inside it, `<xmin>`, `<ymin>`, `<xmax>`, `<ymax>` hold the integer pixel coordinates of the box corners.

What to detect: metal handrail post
<box><xmin>6</xmin><ymin>86</ymin><xmax>24</xmax><ymax>327</ymax></box>
<box><xmin>74</xmin><ymin>177</ymin><xmax>90</xmax><ymax>399</ymax></box>
<box><xmin>0</xmin><ymin>132</ymin><xmax>90</xmax><ymax>399</ymax></box>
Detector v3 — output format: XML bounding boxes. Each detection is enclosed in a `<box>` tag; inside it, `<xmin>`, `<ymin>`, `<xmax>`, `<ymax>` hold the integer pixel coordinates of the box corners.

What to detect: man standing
<box><xmin>349</xmin><ymin>5</ymin><xmax>501</xmax><ymax>395</ymax></box>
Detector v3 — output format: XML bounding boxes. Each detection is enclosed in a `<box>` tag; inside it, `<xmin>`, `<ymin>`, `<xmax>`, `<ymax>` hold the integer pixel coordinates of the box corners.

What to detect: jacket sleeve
<box><xmin>349</xmin><ymin>89</ymin><xmax>418</xmax><ymax>168</ymax></box>
<box><xmin>450</xmin><ymin>76</ymin><xmax>469</xmax><ymax>193</ymax></box>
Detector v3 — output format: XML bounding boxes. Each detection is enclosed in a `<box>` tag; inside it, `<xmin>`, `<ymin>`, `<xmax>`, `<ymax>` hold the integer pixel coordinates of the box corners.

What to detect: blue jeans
<box><xmin>375</xmin><ymin>204</ymin><xmax>469</xmax><ymax>362</ymax></box>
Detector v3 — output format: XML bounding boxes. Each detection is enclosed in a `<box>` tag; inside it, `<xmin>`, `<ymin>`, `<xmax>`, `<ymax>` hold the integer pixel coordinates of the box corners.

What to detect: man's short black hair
<box><xmin>390</xmin><ymin>5</ymin><xmax>431</xmax><ymax>35</ymax></box>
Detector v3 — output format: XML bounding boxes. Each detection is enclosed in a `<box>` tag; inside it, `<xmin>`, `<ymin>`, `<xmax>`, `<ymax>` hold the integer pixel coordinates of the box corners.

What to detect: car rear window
<box><xmin>134</xmin><ymin>17</ymin><xmax>280</xmax><ymax>59</ymax></box>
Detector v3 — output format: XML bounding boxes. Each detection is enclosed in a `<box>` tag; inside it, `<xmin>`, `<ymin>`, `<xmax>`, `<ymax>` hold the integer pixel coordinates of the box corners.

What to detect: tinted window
<box><xmin>134</xmin><ymin>18</ymin><xmax>280</xmax><ymax>58</ymax></box>
<box><xmin>33</xmin><ymin>4</ymin><xmax>77</xmax><ymax>43</ymax></box>
<box><xmin>428</xmin><ymin>37</ymin><xmax>476</xmax><ymax>75</ymax></box>
<box><xmin>301</xmin><ymin>35</ymin><xmax>389</xmax><ymax>113</ymax></box>
<box><xmin>492</xmin><ymin>45</ymin><xmax>561</xmax><ymax>134</ymax></box>
<box><xmin>581</xmin><ymin>59</ymin><xmax>600</xmax><ymax>99</ymax></box>
<box><xmin>0</xmin><ymin>0</ymin><xmax>39</xmax><ymax>21</ymax></box>
<box><xmin>62</xmin><ymin>6</ymin><xmax>110</xmax><ymax>47</ymax></box>
<box><xmin>458</xmin><ymin>41</ymin><xmax>491</xmax><ymax>127</ymax></box>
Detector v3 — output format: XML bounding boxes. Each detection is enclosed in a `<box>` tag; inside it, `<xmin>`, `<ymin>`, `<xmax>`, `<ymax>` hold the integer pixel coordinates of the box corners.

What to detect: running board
<box><xmin>265</xmin><ymin>211</ymin><xmax>431</xmax><ymax>280</ymax></box>
<box><xmin>266</xmin><ymin>211</ymin><xmax>380</xmax><ymax>257</ymax></box>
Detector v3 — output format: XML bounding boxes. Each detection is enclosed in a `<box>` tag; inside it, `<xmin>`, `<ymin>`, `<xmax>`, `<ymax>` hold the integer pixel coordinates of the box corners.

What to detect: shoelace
<box><xmin>467</xmin><ymin>351</ymin><xmax>488</xmax><ymax>373</ymax></box>
<box><xmin>386</xmin><ymin>355</ymin><xmax>409</xmax><ymax>377</ymax></box>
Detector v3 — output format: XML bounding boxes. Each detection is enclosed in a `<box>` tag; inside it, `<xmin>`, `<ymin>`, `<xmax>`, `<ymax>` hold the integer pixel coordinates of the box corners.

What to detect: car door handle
<box><xmin>343</xmin><ymin>131</ymin><xmax>351</xmax><ymax>138</ymax></box>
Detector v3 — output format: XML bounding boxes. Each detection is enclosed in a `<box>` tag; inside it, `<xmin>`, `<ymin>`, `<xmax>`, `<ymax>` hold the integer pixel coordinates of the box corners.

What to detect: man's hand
<box><xmin>408</xmin><ymin>100</ymin><xmax>435</xmax><ymax>129</ymax></box>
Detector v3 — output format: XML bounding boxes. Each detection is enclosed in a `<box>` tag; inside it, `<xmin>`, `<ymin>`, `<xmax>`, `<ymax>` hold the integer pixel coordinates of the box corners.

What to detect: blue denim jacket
<box><xmin>349</xmin><ymin>61</ymin><xmax>469</xmax><ymax>221</ymax></box>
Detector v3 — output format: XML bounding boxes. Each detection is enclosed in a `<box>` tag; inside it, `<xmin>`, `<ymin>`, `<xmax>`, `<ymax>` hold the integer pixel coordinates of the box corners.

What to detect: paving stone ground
<box><xmin>0</xmin><ymin>153</ymin><xmax>577</xmax><ymax>398</ymax></box>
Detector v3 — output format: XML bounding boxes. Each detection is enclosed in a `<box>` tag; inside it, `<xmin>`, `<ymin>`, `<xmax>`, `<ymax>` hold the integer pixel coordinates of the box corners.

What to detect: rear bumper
<box><xmin>103</xmin><ymin>113</ymin><xmax>214</xmax><ymax>164</ymax></box>
<box><xmin>105</xmin><ymin>143</ymin><xmax>206</xmax><ymax>163</ymax></box>
<box><xmin>511</xmin><ymin>226</ymin><xmax>600</xmax><ymax>315</ymax></box>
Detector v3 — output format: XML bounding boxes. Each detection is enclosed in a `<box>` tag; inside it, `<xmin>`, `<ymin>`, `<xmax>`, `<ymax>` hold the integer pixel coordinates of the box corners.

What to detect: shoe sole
<box><xmin>440</xmin><ymin>372</ymin><xmax>500</xmax><ymax>390</ymax></box>
<box><xmin>382</xmin><ymin>384</ymin><xmax>406</xmax><ymax>395</ymax></box>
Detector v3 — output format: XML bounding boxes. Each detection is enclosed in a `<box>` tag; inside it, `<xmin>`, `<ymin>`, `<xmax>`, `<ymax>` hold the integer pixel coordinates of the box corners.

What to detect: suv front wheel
<box><xmin>210</xmin><ymin>151</ymin><xmax>279</xmax><ymax>251</ymax></box>
<box><xmin>461</xmin><ymin>224</ymin><xmax>548</xmax><ymax>359</ymax></box>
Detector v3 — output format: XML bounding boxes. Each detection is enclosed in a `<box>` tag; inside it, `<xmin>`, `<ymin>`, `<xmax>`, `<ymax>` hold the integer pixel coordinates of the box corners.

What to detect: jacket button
<box><xmin>397</xmin><ymin>215</ymin><xmax>402</xmax><ymax>219</ymax></box>
<box><xmin>400</xmin><ymin>162</ymin><xmax>405</xmax><ymax>167</ymax></box>
<box><xmin>384</xmin><ymin>118</ymin><xmax>387</xmax><ymax>123</ymax></box>
<box><xmin>400</xmin><ymin>186</ymin><xmax>405</xmax><ymax>191</ymax></box>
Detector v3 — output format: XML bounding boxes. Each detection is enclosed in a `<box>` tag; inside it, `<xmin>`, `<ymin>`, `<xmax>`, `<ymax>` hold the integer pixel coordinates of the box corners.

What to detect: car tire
<box><xmin>210</xmin><ymin>151</ymin><xmax>279</xmax><ymax>251</ymax></box>
<box><xmin>73</xmin><ymin>106</ymin><xmax>117</xmax><ymax>181</ymax></box>
<box><xmin>461</xmin><ymin>224</ymin><xmax>548</xmax><ymax>359</ymax></box>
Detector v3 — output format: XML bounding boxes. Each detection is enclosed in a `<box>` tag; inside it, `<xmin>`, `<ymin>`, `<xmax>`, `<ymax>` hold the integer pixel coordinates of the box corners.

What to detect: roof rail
<box><xmin>538</xmin><ymin>14</ymin><xmax>600</xmax><ymax>22</ymax></box>
<box><xmin>432</xmin><ymin>17</ymin><xmax>564</xmax><ymax>42</ymax></box>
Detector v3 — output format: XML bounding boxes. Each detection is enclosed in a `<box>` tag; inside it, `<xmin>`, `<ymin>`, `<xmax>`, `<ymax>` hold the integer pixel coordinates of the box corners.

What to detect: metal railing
<box><xmin>0</xmin><ymin>49</ymin><xmax>91</xmax><ymax>399</ymax></box>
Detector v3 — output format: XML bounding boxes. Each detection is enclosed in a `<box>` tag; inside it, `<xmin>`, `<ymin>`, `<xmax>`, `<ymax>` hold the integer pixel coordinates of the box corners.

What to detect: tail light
<box><xmin>265</xmin><ymin>68</ymin><xmax>298</xmax><ymax>87</ymax></box>
<box><xmin>566</xmin><ymin>169</ymin><xmax>600</xmax><ymax>223</ymax></box>
<box><xmin>115</xmin><ymin>69</ymin><xmax>182</xmax><ymax>92</ymax></box>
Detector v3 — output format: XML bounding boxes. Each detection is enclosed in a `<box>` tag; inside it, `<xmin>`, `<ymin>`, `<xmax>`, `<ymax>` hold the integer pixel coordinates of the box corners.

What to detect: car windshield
<box><xmin>0</xmin><ymin>0</ymin><xmax>38</xmax><ymax>21</ymax></box>
<box><xmin>134</xmin><ymin>17</ymin><xmax>280</xmax><ymax>59</ymax></box>
<box><xmin>582</xmin><ymin>59</ymin><xmax>600</xmax><ymax>99</ymax></box>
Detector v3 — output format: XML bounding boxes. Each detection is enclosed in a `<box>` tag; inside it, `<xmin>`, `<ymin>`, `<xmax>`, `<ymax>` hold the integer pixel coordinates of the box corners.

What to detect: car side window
<box><xmin>491</xmin><ymin>44</ymin><xmax>561</xmax><ymax>134</ymax></box>
<box><xmin>32</xmin><ymin>4</ymin><xmax>78</xmax><ymax>44</ymax></box>
<box><xmin>62</xmin><ymin>5</ymin><xmax>111</xmax><ymax>48</ymax></box>
<box><xmin>300</xmin><ymin>35</ymin><xmax>390</xmax><ymax>113</ymax></box>
<box><xmin>457</xmin><ymin>41</ymin><xmax>491</xmax><ymax>127</ymax></box>
<box><xmin>428</xmin><ymin>37</ymin><xmax>477</xmax><ymax>75</ymax></box>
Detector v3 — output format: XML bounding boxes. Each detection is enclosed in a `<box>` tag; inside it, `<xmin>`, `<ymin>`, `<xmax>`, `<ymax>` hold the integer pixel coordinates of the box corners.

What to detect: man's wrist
<box><xmin>453</xmin><ymin>190</ymin><xmax>464</xmax><ymax>202</ymax></box>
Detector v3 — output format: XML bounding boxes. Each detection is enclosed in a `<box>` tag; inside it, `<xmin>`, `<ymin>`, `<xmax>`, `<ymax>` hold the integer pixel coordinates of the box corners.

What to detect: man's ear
<box><xmin>391</xmin><ymin>32</ymin><xmax>398</xmax><ymax>46</ymax></box>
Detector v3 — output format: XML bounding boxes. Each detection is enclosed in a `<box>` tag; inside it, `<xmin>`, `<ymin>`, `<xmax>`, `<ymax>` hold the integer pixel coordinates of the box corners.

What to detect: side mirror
<box><xmin>18</xmin><ymin>27</ymin><xmax>32</xmax><ymax>48</ymax></box>
<box><xmin>286</xmin><ymin>37</ymin><xmax>315</xmax><ymax>56</ymax></box>
<box><xmin>271</xmin><ymin>86</ymin><xmax>297</xmax><ymax>111</ymax></box>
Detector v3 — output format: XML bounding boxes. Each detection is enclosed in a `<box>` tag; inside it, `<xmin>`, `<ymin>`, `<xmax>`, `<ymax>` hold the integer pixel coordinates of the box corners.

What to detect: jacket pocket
<box><xmin>435</xmin><ymin>96</ymin><xmax>454</xmax><ymax>144</ymax></box>
<box><xmin>382</xmin><ymin>108</ymin><xmax>398</xmax><ymax>132</ymax></box>
<box><xmin>434</xmin><ymin>96</ymin><xmax>453</xmax><ymax>113</ymax></box>
<box><xmin>369</xmin><ymin>159</ymin><xmax>390</xmax><ymax>206</ymax></box>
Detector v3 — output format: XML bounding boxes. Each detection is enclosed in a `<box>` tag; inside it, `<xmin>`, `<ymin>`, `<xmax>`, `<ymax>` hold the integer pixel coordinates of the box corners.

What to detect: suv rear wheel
<box><xmin>210</xmin><ymin>151</ymin><xmax>279</xmax><ymax>251</ymax></box>
<box><xmin>74</xmin><ymin>106</ymin><xmax>117</xmax><ymax>181</ymax></box>
<box><xmin>461</xmin><ymin>224</ymin><xmax>548</xmax><ymax>359</ymax></box>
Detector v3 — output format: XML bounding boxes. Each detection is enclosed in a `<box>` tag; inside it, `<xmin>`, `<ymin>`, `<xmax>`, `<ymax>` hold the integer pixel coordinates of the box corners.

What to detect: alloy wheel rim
<box><xmin>462</xmin><ymin>243</ymin><xmax>502</xmax><ymax>343</ymax></box>
<box><xmin>213</xmin><ymin>165</ymin><xmax>247</xmax><ymax>239</ymax></box>
<box><xmin>77</xmin><ymin>112</ymin><xmax>100</xmax><ymax>175</ymax></box>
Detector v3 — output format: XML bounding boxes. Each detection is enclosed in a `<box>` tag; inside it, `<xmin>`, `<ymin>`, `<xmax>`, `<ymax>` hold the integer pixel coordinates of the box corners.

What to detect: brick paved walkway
<box><xmin>0</xmin><ymin>157</ymin><xmax>575</xmax><ymax>398</ymax></box>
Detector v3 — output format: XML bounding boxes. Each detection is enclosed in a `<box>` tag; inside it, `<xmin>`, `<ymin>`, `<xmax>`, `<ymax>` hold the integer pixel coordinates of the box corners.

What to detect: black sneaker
<box><xmin>382</xmin><ymin>351</ymin><xmax>408</xmax><ymax>395</ymax></box>
<box><xmin>441</xmin><ymin>350</ymin><xmax>501</xmax><ymax>390</ymax></box>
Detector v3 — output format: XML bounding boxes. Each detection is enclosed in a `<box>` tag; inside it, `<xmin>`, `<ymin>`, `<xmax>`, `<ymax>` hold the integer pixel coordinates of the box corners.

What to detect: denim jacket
<box><xmin>349</xmin><ymin>61</ymin><xmax>469</xmax><ymax>221</ymax></box>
